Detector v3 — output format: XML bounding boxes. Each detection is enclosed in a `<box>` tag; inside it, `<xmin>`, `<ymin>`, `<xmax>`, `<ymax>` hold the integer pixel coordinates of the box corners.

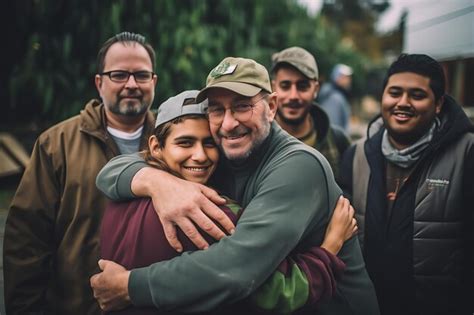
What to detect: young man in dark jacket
<box><xmin>340</xmin><ymin>53</ymin><xmax>474</xmax><ymax>315</ymax></box>
<box><xmin>271</xmin><ymin>47</ymin><xmax>350</xmax><ymax>180</ymax></box>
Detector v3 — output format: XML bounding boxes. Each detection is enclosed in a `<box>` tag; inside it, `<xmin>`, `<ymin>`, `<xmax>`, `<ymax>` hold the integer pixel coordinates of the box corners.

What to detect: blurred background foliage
<box><xmin>2</xmin><ymin>0</ymin><xmax>398</xmax><ymax>134</ymax></box>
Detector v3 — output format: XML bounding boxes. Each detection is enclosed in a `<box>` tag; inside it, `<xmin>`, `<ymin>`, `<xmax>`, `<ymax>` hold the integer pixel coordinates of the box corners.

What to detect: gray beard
<box><xmin>107</xmin><ymin>100</ymin><xmax>149</xmax><ymax>117</ymax></box>
<box><xmin>221</xmin><ymin>115</ymin><xmax>271</xmax><ymax>164</ymax></box>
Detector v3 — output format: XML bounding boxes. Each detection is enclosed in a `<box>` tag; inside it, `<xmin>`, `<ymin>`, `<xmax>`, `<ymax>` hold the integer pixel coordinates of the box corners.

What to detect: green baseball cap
<box><xmin>155</xmin><ymin>90</ymin><xmax>208</xmax><ymax>128</ymax></box>
<box><xmin>196</xmin><ymin>57</ymin><xmax>272</xmax><ymax>102</ymax></box>
<box><xmin>271</xmin><ymin>46</ymin><xmax>319</xmax><ymax>80</ymax></box>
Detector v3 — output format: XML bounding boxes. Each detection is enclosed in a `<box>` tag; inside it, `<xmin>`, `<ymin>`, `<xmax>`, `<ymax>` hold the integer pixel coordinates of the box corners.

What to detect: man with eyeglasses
<box><xmin>90</xmin><ymin>57</ymin><xmax>379</xmax><ymax>314</ymax></box>
<box><xmin>271</xmin><ymin>47</ymin><xmax>350</xmax><ymax>181</ymax></box>
<box><xmin>3</xmin><ymin>32</ymin><xmax>166</xmax><ymax>315</ymax></box>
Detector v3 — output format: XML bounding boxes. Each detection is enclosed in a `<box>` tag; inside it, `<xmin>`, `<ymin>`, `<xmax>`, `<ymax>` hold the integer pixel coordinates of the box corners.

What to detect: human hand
<box><xmin>321</xmin><ymin>196</ymin><xmax>358</xmax><ymax>255</ymax></box>
<box><xmin>90</xmin><ymin>259</ymin><xmax>131</xmax><ymax>311</ymax></box>
<box><xmin>132</xmin><ymin>167</ymin><xmax>236</xmax><ymax>252</ymax></box>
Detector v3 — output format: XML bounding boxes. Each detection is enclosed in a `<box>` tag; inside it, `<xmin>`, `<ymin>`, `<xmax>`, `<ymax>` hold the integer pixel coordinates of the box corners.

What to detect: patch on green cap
<box><xmin>196</xmin><ymin>57</ymin><xmax>272</xmax><ymax>102</ymax></box>
<box><xmin>209</xmin><ymin>61</ymin><xmax>237</xmax><ymax>78</ymax></box>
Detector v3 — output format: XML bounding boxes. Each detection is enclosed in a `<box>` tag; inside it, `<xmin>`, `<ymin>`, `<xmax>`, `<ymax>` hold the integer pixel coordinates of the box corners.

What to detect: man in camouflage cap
<box><xmin>271</xmin><ymin>46</ymin><xmax>350</xmax><ymax>181</ymax></box>
<box><xmin>91</xmin><ymin>56</ymin><xmax>380</xmax><ymax>315</ymax></box>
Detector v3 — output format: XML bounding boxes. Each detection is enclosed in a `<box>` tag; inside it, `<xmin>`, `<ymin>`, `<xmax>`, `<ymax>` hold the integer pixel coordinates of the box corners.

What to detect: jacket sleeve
<box><xmin>95</xmin><ymin>152</ymin><xmax>148</xmax><ymax>200</ymax></box>
<box><xmin>128</xmin><ymin>151</ymin><xmax>338</xmax><ymax>312</ymax></box>
<box><xmin>3</xmin><ymin>137</ymin><xmax>58</xmax><ymax>314</ymax></box>
<box><xmin>99</xmin><ymin>154</ymin><xmax>347</xmax><ymax>313</ymax></box>
<box><xmin>251</xmin><ymin>247</ymin><xmax>345</xmax><ymax>314</ymax></box>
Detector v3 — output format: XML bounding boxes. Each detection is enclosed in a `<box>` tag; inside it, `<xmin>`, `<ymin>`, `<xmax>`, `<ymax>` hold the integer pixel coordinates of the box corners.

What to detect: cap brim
<box><xmin>196</xmin><ymin>82</ymin><xmax>262</xmax><ymax>102</ymax></box>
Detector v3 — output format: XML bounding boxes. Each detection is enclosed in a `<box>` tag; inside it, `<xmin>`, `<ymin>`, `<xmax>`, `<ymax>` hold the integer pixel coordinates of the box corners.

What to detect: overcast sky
<box><xmin>296</xmin><ymin>0</ymin><xmax>450</xmax><ymax>33</ymax></box>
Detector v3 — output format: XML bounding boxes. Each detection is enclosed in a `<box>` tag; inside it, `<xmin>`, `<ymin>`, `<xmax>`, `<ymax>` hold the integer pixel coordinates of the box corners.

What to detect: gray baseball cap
<box><xmin>330</xmin><ymin>63</ymin><xmax>353</xmax><ymax>81</ymax></box>
<box><xmin>155</xmin><ymin>90</ymin><xmax>208</xmax><ymax>128</ymax></box>
<box><xmin>271</xmin><ymin>46</ymin><xmax>319</xmax><ymax>80</ymax></box>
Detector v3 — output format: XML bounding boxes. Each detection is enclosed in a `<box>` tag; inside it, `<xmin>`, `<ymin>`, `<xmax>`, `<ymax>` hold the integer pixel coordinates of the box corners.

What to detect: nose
<box><xmin>397</xmin><ymin>92</ymin><xmax>410</xmax><ymax>106</ymax></box>
<box><xmin>124</xmin><ymin>74</ymin><xmax>139</xmax><ymax>88</ymax></box>
<box><xmin>191</xmin><ymin>143</ymin><xmax>208</xmax><ymax>163</ymax></box>
<box><xmin>289</xmin><ymin>84</ymin><xmax>299</xmax><ymax>100</ymax></box>
<box><xmin>220</xmin><ymin>108</ymin><xmax>239</xmax><ymax>132</ymax></box>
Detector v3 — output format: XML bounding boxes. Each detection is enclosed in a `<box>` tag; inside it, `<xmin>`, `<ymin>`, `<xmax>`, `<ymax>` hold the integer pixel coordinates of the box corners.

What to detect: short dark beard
<box><xmin>384</xmin><ymin>118</ymin><xmax>436</xmax><ymax>148</ymax></box>
<box><xmin>276</xmin><ymin>107</ymin><xmax>309</xmax><ymax>126</ymax></box>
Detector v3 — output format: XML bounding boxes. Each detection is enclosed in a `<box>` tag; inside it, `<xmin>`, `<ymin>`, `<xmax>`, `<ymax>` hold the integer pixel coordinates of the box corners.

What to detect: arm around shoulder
<box><xmin>96</xmin><ymin>152</ymin><xmax>148</xmax><ymax>200</ymax></box>
<box><xmin>126</xmin><ymin>151</ymin><xmax>335</xmax><ymax>312</ymax></box>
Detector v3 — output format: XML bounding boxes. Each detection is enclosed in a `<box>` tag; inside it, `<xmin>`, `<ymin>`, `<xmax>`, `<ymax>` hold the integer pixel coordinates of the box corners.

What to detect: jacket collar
<box><xmin>79</xmin><ymin>99</ymin><xmax>155</xmax><ymax>148</ymax></box>
<box><xmin>309</xmin><ymin>102</ymin><xmax>330</xmax><ymax>141</ymax></box>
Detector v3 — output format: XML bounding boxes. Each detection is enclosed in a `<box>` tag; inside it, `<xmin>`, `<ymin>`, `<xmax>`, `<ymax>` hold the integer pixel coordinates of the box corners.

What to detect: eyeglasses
<box><xmin>100</xmin><ymin>70</ymin><xmax>155</xmax><ymax>83</ymax></box>
<box><xmin>207</xmin><ymin>94</ymin><xmax>268</xmax><ymax>125</ymax></box>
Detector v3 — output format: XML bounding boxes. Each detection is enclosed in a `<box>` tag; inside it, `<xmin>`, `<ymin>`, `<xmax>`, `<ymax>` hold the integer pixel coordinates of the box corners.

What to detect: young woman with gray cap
<box><xmin>99</xmin><ymin>90</ymin><xmax>357</xmax><ymax>314</ymax></box>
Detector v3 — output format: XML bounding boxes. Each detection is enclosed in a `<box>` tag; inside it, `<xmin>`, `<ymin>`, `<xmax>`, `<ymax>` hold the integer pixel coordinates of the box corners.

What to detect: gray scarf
<box><xmin>382</xmin><ymin>118</ymin><xmax>440</xmax><ymax>168</ymax></box>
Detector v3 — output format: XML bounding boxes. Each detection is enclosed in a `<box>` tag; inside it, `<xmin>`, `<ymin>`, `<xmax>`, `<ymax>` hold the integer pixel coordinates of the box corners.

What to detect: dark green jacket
<box><xmin>97</xmin><ymin>122</ymin><xmax>379</xmax><ymax>314</ymax></box>
<box><xmin>309</xmin><ymin>102</ymin><xmax>350</xmax><ymax>181</ymax></box>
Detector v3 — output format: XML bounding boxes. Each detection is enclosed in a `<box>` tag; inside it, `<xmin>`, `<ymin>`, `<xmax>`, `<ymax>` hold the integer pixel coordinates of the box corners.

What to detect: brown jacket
<box><xmin>3</xmin><ymin>100</ymin><xmax>155</xmax><ymax>315</ymax></box>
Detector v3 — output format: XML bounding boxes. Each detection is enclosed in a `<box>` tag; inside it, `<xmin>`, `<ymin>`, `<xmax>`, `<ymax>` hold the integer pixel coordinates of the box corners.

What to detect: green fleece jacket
<box><xmin>96</xmin><ymin>122</ymin><xmax>379</xmax><ymax>314</ymax></box>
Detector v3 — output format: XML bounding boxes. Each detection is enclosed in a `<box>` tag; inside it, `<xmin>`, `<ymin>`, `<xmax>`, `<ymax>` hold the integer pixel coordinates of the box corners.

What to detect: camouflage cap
<box><xmin>271</xmin><ymin>46</ymin><xmax>319</xmax><ymax>80</ymax></box>
<box><xmin>196</xmin><ymin>57</ymin><xmax>272</xmax><ymax>102</ymax></box>
<box><xmin>155</xmin><ymin>90</ymin><xmax>208</xmax><ymax>128</ymax></box>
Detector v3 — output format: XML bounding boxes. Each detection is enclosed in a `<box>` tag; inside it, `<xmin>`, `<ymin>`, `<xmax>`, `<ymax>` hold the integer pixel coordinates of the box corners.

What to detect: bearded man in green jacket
<box><xmin>90</xmin><ymin>57</ymin><xmax>379</xmax><ymax>315</ymax></box>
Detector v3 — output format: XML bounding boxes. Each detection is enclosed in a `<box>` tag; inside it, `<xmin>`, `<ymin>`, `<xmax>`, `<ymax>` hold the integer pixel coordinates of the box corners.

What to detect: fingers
<box><xmin>90</xmin><ymin>273</ymin><xmax>99</xmax><ymax>288</ymax></box>
<box><xmin>149</xmin><ymin>179</ymin><xmax>235</xmax><ymax>250</ymax></box>
<box><xmin>201</xmin><ymin>187</ymin><xmax>236</xmax><ymax>235</ymax></box>
<box><xmin>352</xmin><ymin>217</ymin><xmax>359</xmax><ymax>236</ymax></box>
<box><xmin>90</xmin><ymin>272</ymin><xmax>108</xmax><ymax>309</ymax></box>
<box><xmin>188</xmin><ymin>207</ymin><xmax>227</xmax><ymax>241</ymax></box>
<box><xmin>98</xmin><ymin>259</ymin><xmax>106</xmax><ymax>270</ymax></box>
<box><xmin>334</xmin><ymin>195</ymin><xmax>345</xmax><ymax>211</ymax></box>
<box><xmin>161</xmin><ymin>220</ymin><xmax>183</xmax><ymax>252</ymax></box>
<box><xmin>348</xmin><ymin>203</ymin><xmax>355</xmax><ymax>214</ymax></box>
<box><xmin>175</xmin><ymin>217</ymin><xmax>210</xmax><ymax>250</ymax></box>
<box><xmin>201</xmin><ymin>185</ymin><xmax>226</xmax><ymax>205</ymax></box>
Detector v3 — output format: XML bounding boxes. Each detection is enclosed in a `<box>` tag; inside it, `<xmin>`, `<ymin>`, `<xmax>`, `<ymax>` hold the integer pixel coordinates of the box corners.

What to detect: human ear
<box><xmin>94</xmin><ymin>74</ymin><xmax>103</xmax><ymax>95</ymax></box>
<box><xmin>313</xmin><ymin>80</ymin><xmax>320</xmax><ymax>99</ymax></box>
<box><xmin>148</xmin><ymin>135</ymin><xmax>162</xmax><ymax>159</ymax></box>
<box><xmin>435</xmin><ymin>96</ymin><xmax>444</xmax><ymax>114</ymax></box>
<box><xmin>266</xmin><ymin>92</ymin><xmax>278</xmax><ymax>121</ymax></box>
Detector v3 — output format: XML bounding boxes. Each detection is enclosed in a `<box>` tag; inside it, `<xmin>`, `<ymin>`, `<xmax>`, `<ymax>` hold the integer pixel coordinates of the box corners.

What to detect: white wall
<box><xmin>403</xmin><ymin>0</ymin><xmax>474</xmax><ymax>60</ymax></box>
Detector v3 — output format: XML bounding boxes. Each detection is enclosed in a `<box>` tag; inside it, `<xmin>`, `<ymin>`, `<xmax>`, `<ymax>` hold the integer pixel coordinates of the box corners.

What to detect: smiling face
<box><xmin>206</xmin><ymin>88</ymin><xmax>277</xmax><ymax>163</ymax></box>
<box><xmin>381</xmin><ymin>72</ymin><xmax>442</xmax><ymax>149</ymax></box>
<box><xmin>272</xmin><ymin>66</ymin><xmax>319</xmax><ymax>126</ymax></box>
<box><xmin>149</xmin><ymin>117</ymin><xmax>219</xmax><ymax>184</ymax></box>
<box><xmin>95</xmin><ymin>42</ymin><xmax>157</xmax><ymax>118</ymax></box>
